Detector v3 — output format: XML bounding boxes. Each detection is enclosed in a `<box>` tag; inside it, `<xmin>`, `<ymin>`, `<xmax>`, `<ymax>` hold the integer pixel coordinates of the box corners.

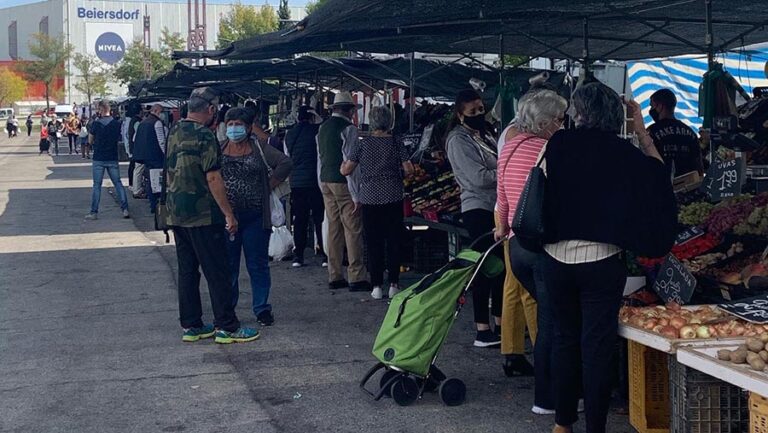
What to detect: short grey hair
<box><xmin>572</xmin><ymin>82</ymin><xmax>624</xmax><ymax>133</ymax></box>
<box><xmin>369</xmin><ymin>106</ymin><xmax>392</xmax><ymax>131</ymax></box>
<box><xmin>224</xmin><ymin>107</ymin><xmax>254</xmax><ymax>125</ymax></box>
<box><xmin>515</xmin><ymin>89</ymin><xmax>568</xmax><ymax>135</ymax></box>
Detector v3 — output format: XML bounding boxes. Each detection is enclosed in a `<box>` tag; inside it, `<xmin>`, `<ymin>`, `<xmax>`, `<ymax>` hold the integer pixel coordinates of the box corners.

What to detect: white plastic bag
<box><xmin>321</xmin><ymin>211</ymin><xmax>329</xmax><ymax>255</ymax></box>
<box><xmin>269</xmin><ymin>226</ymin><xmax>294</xmax><ymax>260</ymax></box>
<box><xmin>270</xmin><ymin>192</ymin><xmax>285</xmax><ymax>227</ymax></box>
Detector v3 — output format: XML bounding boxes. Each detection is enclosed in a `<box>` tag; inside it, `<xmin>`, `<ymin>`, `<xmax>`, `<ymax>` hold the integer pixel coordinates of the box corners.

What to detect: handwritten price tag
<box><xmin>653</xmin><ymin>254</ymin><xmax>697</xmax><ymax>305</ymax></box>
<box><xmin>703</xmin><ymin>158</ymin><xmax>742</xmax><ymax>202</ymax></box>
<box><xmin>719</xmin><ymin>295</ymin><xmax>768</xmax><ymax>324</ymax></box>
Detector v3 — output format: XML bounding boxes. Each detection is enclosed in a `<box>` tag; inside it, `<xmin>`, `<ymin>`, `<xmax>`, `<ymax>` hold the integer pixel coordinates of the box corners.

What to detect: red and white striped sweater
<box><xmin>496</xmin><ymin>133</ymin><xmax>547</xmax><ymax>236</ymax></box>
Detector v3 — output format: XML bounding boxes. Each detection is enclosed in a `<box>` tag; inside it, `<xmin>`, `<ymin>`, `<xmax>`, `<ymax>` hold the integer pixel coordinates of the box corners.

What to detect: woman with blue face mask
<box><xmin>220</xmin><ymin>107</ymin><xmax>292</xmax><ymax>327</ymax></box>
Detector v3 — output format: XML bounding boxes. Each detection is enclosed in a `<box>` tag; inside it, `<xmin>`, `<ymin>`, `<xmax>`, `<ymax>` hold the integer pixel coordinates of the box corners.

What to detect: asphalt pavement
<box><xmin>0</xmin><ymin>133</ymin><xmax>635</xmax><ymax>433</ymax></box>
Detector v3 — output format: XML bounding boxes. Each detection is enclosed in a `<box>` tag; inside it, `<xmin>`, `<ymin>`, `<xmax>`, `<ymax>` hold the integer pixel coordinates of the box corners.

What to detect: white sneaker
<box><xmin>388</xmin><ymin>285</ymin><xmax>401</xmax><ymax>298</ymax></box>
<box><xmin>371</xmin><ymin>286</ymin><xmax>383</xmax><ymax>300</ymax></box>
<box><xmin>578</xmin><ymin>399</ymin><xmax>584</xmax><ymax>413</ymax></box>
<box><xmin>84</xmin><ymin>213</ymin><xmax>98</xmax><ymax>220</ymax></box>
<box><xmin>122</xmin><ymin>209</ymin><xmax>130</xmax><ymax>219</ymax></box>
<box><xmin>532</xmin><ymin>406</ymin><xmax>556</xmax><ymax>415</ymax></box>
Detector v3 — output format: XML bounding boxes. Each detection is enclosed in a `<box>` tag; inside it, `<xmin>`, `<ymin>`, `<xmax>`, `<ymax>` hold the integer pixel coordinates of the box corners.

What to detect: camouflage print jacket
<box><xmin>165</xmin><ymin>119</ymin><xmax>225</xmax><ymax>228</ymax></box>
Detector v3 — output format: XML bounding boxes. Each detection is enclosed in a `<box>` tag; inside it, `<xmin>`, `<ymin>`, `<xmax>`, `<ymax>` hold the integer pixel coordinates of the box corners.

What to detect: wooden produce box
<box><xmin>629</xmin><ymin>340</ymin><xmax>670</xmax><ymax>433</ymax></box>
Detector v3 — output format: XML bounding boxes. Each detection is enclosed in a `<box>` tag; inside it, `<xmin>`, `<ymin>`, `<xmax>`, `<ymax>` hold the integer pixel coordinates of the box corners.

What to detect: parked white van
<box><xmin>0</xmin><ymin>108</ymin><xmax>14</xmax><ymax>120</ymax></box>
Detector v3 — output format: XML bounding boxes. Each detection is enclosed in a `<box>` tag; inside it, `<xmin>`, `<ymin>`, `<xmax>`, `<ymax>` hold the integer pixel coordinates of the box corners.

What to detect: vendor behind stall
<box><xmin>647</xmin><ymin>88</ymin><xmax>704</xmax><ymax>176</ymax></box>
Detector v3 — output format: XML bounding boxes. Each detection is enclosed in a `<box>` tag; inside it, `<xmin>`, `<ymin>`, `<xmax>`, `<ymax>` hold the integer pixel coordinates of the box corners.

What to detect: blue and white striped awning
<box><xmin>628</xmin><ymin>44</ymin><xmax>768</xmax><ymax>132</ymax></box>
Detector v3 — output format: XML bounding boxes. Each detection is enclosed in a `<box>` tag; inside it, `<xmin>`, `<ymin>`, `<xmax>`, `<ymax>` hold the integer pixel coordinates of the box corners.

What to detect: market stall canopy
<box><xmin>175</xmin><ymin>0</ymin><xmax>768</xmax><ymax>62</ymax></box>
<box><xmin>131</xmin><ymin>56</ymin><xmax>566</xmax><ymax>101</ymax></box>
<box><xmin>129</xmin><ymin>75</ymin><xmax>282</xmax><ymax>102</ymax></box>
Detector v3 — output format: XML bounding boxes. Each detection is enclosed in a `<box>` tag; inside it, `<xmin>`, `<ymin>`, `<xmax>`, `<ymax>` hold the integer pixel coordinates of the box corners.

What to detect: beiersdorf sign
<box><xmin>77</xmin><ymin>8</ymin><xmax>140</xmax><ymax>20</ymax></box>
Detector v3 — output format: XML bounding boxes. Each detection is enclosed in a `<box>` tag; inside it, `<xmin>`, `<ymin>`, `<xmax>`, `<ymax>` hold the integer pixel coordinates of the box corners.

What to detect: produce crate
<box><xmin>669</xmin><ymin>357</ymin><xmax>749</xmax><ymax>433</ymax></box>
<box><xmin>629</xmin><ymin>340</ymin><xmax>671</xmax><ymax>433</ymax></box>
<box><xmin>413</xmin><ymin>230</ymin><xmax>449</xmax><ymax>274</ymax></box>
<box><xmin>750</xmin><ymin>393</ymin><xmax>768</xmax><ymax>433</ymax></box>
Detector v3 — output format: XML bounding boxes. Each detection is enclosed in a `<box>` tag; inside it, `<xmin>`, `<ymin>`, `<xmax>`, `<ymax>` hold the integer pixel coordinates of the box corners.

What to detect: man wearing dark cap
<box><xmin>165</xmin><ymin>87</ymin><xmax>258</xmax><ymax>344</ymax></box>
<box><xmin>317</xmin><ymin>92</ymin><xmax>370</xmax><ymax>292</ymax></box>
<box><xmin>647</xmin><ymin>88</ymin><xmax>704</xmax><ymax>176</ymax></box>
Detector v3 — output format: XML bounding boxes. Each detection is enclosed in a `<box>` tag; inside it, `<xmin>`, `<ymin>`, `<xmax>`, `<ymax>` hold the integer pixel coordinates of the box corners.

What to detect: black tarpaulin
<box><xmin>178</xmin><ymin>0</ymin><xmax>768</xmax><ymax>62</ymax></box>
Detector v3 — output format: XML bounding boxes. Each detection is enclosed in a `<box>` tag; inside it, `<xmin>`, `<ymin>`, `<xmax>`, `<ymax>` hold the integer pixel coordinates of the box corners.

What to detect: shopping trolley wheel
<box><xmin>423</xmin><ymin>365</ymin><xmax>447</xmax><ymax>392</ymax></box>
<box><xmin>390</xmin><ymin>376</ymin><xmax>420</xmax><ymax>406</ymax></box>
<box><xmin>439</xmin><ymin>378</ymin><xmax>466</xmax><ymax>406</ymax></box>
<box><xmin>379</xmin><ymin>369</ymin><xmax>400</xmax><ymax>398</ymax></box>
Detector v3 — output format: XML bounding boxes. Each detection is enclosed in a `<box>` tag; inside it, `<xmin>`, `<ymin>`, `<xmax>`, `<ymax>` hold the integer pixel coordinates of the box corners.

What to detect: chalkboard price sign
<box><xmin>719</xmin><ymin>294</ymin><xmax>768</xmax><ymax>324</ymax></box>
<box><xmin>653</xmin><ymin>254</ymin><xmax>697</xmax><ymax>305</ymax></box>
<box><xmin>675</xmin><ymin>226</ymin><xmax>705</xmax><ymax>246</ymax></box>
<box><xmin>703</xmin><ymin>158</ymin><xmax>742</xmax><ymax>202</ymax></box>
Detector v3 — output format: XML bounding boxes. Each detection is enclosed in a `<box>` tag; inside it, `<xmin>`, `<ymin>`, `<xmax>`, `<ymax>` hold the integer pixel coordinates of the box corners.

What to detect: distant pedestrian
<box><xmin>25</xmin><ymin>115</ymin><xmax>33</xmax><ymax>137</ymax></box>
<box><xmin>165</xmin><ymin>87</ymin><xmax>258</xmax><ymax>344</ymax></box>
<box><xmin>85</xmin><ymin>100</ymin><xmax>129</xmax><ymax>220</ymax></box>
<box><xmin>65</xmin><ymin>113</ymin><xmax>81</xmax><ymax>155</ymax></box>
<box><xmin>133</xmin><ymin>104</ymin><xmax>168</xmax><ymax>213</ymax></box>
<box><xmin>6</xmin><ymin>116</ymin><xmax>17</xmax><ymax>138</ymax></box>
<box><xmin>47</xmin><ymin>120</ymin><xmax>60</xmax><ymax>155</ymax></box>
<box><xmin>122</xmin><ymin>102</ymin><xmax>142</xmax><ymax>194</ymax></box>
<box><xmin>78</xmin><ymin>117</ymin><xmax>89</xmax><ymax>159</ymax></box>
<box><xmin>39</xmin><ymin>122</ymin><xmax>50</xmax><ymax>154</ymax></box>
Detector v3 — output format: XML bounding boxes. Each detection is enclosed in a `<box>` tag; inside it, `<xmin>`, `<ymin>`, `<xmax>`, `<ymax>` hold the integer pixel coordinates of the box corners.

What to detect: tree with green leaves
<box><xmin>16</xmin><ymin>33</ymin><xmax>73</xmax><ymax>110</ymax></box>
<box><xmin>305</xmin><ymin>0</ymin><xmax>327</xmax><ymax>15</ymax></box>
<box><xmin>0</xmin><ymin>68</ymin><xmax>27</xmax><ymax>107</ymax></box>
<box><xmin>217</xmin><ymin>3</ymin><xmax>279</xmax><ymax>49</ymax></box>
<box><xmin>72</xmin><ymin>53</ymin><xmax>110</xmax><ymax>105</ymax></box>
<box><xmin>278</xmin><ymin>0</ymin><xmax>291</xmax><ymax>30</ymax></box>
<box><xmin>113</xmin><ymin>28</ymin><xmax>186</xmax><ymax>86</ymax></box>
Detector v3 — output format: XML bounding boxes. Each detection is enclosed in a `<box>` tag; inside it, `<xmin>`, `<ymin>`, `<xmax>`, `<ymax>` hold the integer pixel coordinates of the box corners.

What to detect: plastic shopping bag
<box><xmin>270</xmin><ymin>192</ymin><xmax>285</xmax><ymax>227</ymax></box>
<box><xmin>321</xmin><ymin>211</ymin><xmax>329</xmax><ymax>255</ymax></box>
<box><xmin>269</xmin><ymin>226</ymin><xmax>294</xmax><ymax>261</ymax></box>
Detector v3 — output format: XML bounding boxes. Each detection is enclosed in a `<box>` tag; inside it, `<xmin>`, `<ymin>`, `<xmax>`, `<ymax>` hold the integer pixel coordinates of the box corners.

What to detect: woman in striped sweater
<box><xmin>495</xmin><ymin>89</ymin><xmax>568</xmax><ymax>414</ymax></box>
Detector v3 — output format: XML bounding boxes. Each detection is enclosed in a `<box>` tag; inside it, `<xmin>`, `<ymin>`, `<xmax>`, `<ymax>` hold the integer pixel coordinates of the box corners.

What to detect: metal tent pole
<box><xmin>705</xmin><ymin>0</ymin><xmax>715</xmax><ymax>69</ymax></box>
<box><xmin>582</xmin><ymin>17</ymin><xmax>590</xmax><ymax>79</ymax></box>
<box><xmin>499</xmin><ymin>34</ymin><xmax>505</xmax><ymax>125</ymax></box>
<box><xmin>409</xmin><ymin>52</ymin><xmax>415</xmax><ymax>133</ymax></box>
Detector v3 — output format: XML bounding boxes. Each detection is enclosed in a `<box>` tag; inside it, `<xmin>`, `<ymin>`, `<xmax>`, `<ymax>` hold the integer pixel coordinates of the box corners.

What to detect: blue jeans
<box><xmin>91</xmin><ymin>160</ymin><xmax>129</xmax><ymax>214</ymax></box>
<box><xmin>226</xmin><ymin>208</ymin><xmax>272</xmax><ymax>316</ymax></box>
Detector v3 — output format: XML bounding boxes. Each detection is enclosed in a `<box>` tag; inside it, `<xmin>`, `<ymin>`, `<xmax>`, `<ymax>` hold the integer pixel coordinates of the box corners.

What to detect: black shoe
<box><xmin>473</xmin><ymin>330</ymin><xmax>501</xmax><ymax>348</ymax></box>
<box><xmin>349</xmin><ymin>281</ymin><xmax>372</xmax><ymax>292</ymax></box>
<box><xmin>257</xmin><ymin>310</ymin><xmax>274</xmax><ymax>326</ymax></box>
<box><xmin>329</xmin><ymin>279</ymin><xmax>349</xmax><ymax>290</ymax></box>
<box><xmin>503</xmin><ymin>354</ymin><xmax>535</xmax><ymax>377</ymax></box>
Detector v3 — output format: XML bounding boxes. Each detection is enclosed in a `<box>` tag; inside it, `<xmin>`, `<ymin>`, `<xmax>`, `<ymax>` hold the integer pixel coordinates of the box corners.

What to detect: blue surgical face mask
<box><xmin>226</xmin><ymin>125</ymin><xmax>248</xmax><ymax>142</ymax></box>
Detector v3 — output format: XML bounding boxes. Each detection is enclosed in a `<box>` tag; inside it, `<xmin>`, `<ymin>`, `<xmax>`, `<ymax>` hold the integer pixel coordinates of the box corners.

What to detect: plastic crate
<box><xmin>669</xmin><ymin>358</ymin><xmax>749</xmax><ymax>433</ymax></box>
<box><xmin>413</xmin><ymin>230</ymin><xmax>449</xmax><ymax>274</ymax></box>
<box><xmin>628</xmin><ymin>340</ymin><xmax>671</xmax><ymax>433</ymax></box>
<box><xmin>750</xmin><ymin>393</ymin><xmax>768</xmax><ymax>433</ymax></box>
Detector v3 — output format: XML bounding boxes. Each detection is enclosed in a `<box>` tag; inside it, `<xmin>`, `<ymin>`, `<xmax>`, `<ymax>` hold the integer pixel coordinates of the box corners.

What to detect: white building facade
<box><xmin>0</xmin><ymin>0</ymin><xmax>306</xmax><ymax>104</ymax></box>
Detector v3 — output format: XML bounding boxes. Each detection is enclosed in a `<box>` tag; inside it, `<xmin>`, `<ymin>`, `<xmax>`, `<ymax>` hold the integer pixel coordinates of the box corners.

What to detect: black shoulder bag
<box><xmin>510</xmin><ymin>143</ymin><xmax>547</xmax><ymax>252</ymax></box>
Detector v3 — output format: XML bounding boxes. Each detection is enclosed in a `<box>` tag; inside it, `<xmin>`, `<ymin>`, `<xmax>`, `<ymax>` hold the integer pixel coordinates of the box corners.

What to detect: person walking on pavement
<box><xmin>285</xmin><ymin>106</ymin><xmax>327</xmax><ymax>268</ymax></box>
<box><xmin>133</xmin><ymin>104</ymin><xmax>168</xmax><ymax>213</ymax></box>
<box><xmin>122</xmin><ymin>102</ymin><xmax>142</xmax><ymax>194</ymax></box>
<box><xmin>25</xmin><ymin>114</ymin><xmax>33</xmax><ymax>137</ymax></box>
<box><xmin>66</xmin><ymin>113</ymin><xmax>81</xmax><ymax>155</ymax></box>
<box><xmin>220</xmin><ymin>107</ymin><xmax>292</xmax><ymax>327</ymax></box>
<box><xmin>317</xmin><ymin>91</ymin><xmax>370</xmax><ymax>292</ymax></box>
<box><xmin>78</xmin><ymin>116</ymin><xmax>89</xmax><ymax>159</ymax></box>
<box><xmin>165</xmin><ymin>87</ymin><xmax>258</xmax><ymax>344</ymax></box>
<box><xmin>85</xmin><ymin>101</ymin><xmax>130</xmax><ymax>220</ymax></box>
<box><xmin>47</xmin><ymin>120</ymin><xmax>60</xmax><ymax>156</ymax></box>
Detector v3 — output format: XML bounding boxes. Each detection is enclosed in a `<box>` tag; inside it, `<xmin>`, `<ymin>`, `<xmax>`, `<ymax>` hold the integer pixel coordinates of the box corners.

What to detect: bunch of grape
<box><xmin>678</xmin><ymin>202</ymin><xmax>715</xmax><ymax>226</ymax></box>
<box><xmin>704</xmin><ymin>198</ymin><xmax>756</xmax><ymax>237</ymax></box>
<box><xmin>734</xmin><ymin>205</ymin><xmax>768</xmax><ymax>235</ymax></box>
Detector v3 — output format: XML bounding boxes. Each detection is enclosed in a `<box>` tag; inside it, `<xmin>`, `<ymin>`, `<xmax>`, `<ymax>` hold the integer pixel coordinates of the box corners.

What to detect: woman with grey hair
<box><xmin>340</xmin><ymin>105</ymin><xmax>414</xmax><ymax>300</ymax></box>
<box><xmin>495</xmin><ymin>88</ymin><xmax>567</xmax><ymax>409</ymax></box>
<box><xmin>540</xmin><ymin>82</ymin><xmax>675</xmax><ymax>433</ymax></box>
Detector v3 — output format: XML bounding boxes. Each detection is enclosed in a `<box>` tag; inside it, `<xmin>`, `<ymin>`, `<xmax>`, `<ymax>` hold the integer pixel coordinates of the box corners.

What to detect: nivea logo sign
<box><xmin>77</xmin><ymin>8</ymin><xmax>140</xmax><ymax>20</ymax></box>
<box><xmin>95</xmin><ymin>32</ymin><xmax>125</xmax><ymax>64</ymax></box>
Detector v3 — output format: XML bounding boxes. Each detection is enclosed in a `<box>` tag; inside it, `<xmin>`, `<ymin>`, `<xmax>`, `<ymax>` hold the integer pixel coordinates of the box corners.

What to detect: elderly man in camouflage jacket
<box><xmin>165</xmin><ymin>87</ymin><xmax>259</xmax><ymax>344</ymax></box>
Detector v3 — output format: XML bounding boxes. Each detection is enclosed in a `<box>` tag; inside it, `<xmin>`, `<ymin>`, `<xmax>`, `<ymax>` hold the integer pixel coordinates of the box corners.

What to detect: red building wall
<box><xmin>0</xmin><ymin>60</ymin><xmax>65</xmax><ymax>101</ymax></box>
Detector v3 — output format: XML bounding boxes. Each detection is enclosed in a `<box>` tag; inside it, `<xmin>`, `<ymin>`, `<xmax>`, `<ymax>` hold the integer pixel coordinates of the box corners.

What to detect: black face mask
<box><xmin>649</xmin><ymin>108</ymin><xmax>660</xmax><ymax>122</ymax></box>
<box><xmin>463</xmin><ymin>113</ymin><xmax>486</xmax><ymax>132</ymax></box>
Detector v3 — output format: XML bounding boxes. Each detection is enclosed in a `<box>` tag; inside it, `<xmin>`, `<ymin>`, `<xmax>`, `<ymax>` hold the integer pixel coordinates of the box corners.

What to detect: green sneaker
<box><xmin>214</xmin><ymin>327</ymin><xmax>260</xmax><ymax>344</ymax></box>
<box><xmin>182</xmin><ymin>324</ymin><xmax>215</xmax><ymax>342</ymax></box>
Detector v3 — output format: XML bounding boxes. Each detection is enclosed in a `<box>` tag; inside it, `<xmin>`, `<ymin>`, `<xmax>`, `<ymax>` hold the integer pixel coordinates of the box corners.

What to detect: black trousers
<box><xmin>361</xmin><ymin>201</ymin><xmax>404</xmax><ymax>286</ymax></box>
<box><xmin>509</xmin><ymin>237</ymin><xmax>555</xmax><ymax>410</ymax></box>
<box><xmin>128</xmin><ymin>160</ymin><xmax>135</xmax><ymax>187</ymax></box>
<box><xmin>68</xmin><ymin>133</ymin><xmax>78</xmax><ymax>153</ymax></box>
<box><xmin>291</xmin><ymin>186</ymin><xmax>325</xmax><ymax>258</ymax></box>
<box><xmin>542</xmin><ymin>253</ymin><xmax>626</xmax><ymax>433</ymax></box>
<box><xmin>26</xmin><ymin>125</ymin><xmax>32</xmax><ymax>136</ymax></box>
<box><xmin>173</xmin><ymin>225</ymin><xmax>240</xmax><ymax>332</ymax></box>
<box><xmin>462</xmin><ymin>209</ymin><xmax>504</xmax><ymax>324</ymax></box>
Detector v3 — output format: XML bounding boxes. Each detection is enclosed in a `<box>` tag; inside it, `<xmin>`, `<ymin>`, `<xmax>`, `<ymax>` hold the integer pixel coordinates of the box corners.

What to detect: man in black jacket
<box><xmin>285</xmin><ymin>106</ymin><xmax>327</xmax><ymax>267</ymax></box>
<box><xmin>133</xmin><ymin>104</ymin><xmax>167</xmax><ymax>213</ymax></box>
<box><xmin>85</xmin><ymin>101</ymin><xmax>130</xmax><ymax>220</ymax></box>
